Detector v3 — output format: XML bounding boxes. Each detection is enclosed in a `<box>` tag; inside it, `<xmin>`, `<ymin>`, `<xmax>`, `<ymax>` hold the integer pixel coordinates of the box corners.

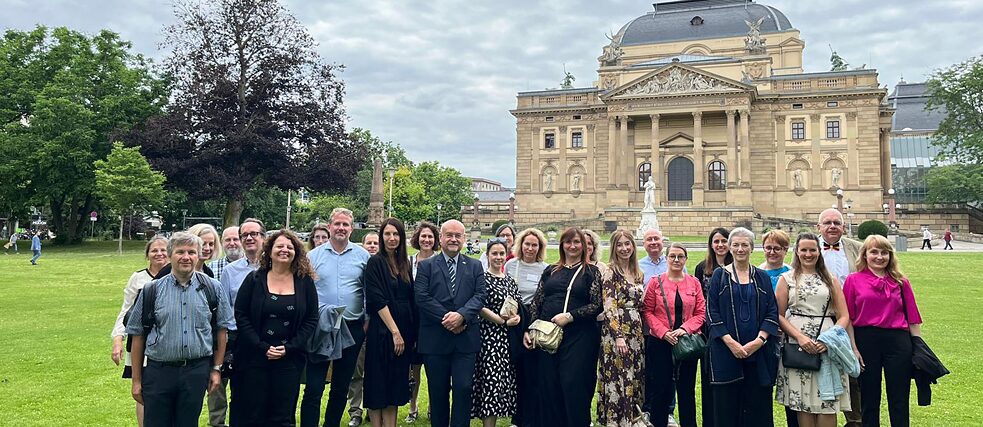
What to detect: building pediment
<box><xmin>660</xmin><ymin>132</ymin><xmax>694</xmax><ymax>148</ymax></box>
<box><xmin>602</xmin><ymin>63</ymin><xmax>754</xmax><ymax>100</ymax></box>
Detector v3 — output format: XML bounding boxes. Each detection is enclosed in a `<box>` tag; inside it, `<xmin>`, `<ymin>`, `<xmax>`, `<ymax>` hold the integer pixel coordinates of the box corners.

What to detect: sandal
<box><xmin>405</xmin><ymin>410</ymin><xmax>418</xmax><ymax>423</ymax></box>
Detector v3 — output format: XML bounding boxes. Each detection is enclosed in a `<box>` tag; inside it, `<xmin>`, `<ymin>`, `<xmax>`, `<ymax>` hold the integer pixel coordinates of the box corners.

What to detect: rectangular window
<box><xmin>792</xmin><ymin>103</ymin><xmax>804</xmax><ymax>109</ymax></box>
<box><xmin>791</xmin><ymin>122</ymin><xmax>805</xmax><ymax>140</ymax></box>
<box><xmin>572</xmin><ymin>115</ymin><xmax>582</xmax><ymax>120</ymax></box>
<box><xmin>545</xmin><ymin>116</ymin><xmax>555</xmax><ymax>122</ymax></box>
<box><xmin>571</xmin><ymin>131</ymin><xmax>583</xmax><ymax>148</ymax></box>
<box><xmin>544</xmin><ymin>133</ymin><xmax>555</xmax><ymax>149</ymax></box>
<box><xmin>826</xmin><ymin>120</ymin><xmax>841</xmax><ymax>139</ymax></box>
<box><xmin>827</xmin><ymin>101</ymin><xmax>838</xmax><ymax>107</ymax></box>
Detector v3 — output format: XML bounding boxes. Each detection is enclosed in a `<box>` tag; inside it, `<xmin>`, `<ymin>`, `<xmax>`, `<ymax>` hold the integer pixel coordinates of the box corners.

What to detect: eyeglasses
<box><xmin>763</xmin><ymin>246</ymin><xmax>787</xmax><ymax>253</ymax></box>
<box><xmin>443</xmin><ymin>232</ymin><xmax>464</xmax><ymax>239</ymax></box>
<box><xmin>820</xmin><ymin>220</ymin><xmax>843</xmax><ymax>227</ymax></box>
<box><xmin>667</xmin><ymin>255</ymin><xmax>687</xmax><ymax>260</ymax></box>
<box><xmin>241</xmin><ymin>231</ymin><xmax>264</xmax><ymax>239</ymax></box>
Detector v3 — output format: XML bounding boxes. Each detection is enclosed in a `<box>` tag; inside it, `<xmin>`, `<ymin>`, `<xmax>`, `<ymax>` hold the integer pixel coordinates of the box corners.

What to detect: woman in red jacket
<box><xmin>643</xmin><ymin>242</ymin><xmax>706</xmax><ymax>427</ymax></box>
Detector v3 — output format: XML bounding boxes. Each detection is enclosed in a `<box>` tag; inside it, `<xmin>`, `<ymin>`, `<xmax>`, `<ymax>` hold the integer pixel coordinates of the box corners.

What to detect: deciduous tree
<box><xmin>925</xmin><ymin>56</ymin><xmax>983</xmax><ymax>204</ymax></box>
<box><xmin>94</xmin><ymin>142</ymin><xmax>166</xmax><ymax>253</ymax></box>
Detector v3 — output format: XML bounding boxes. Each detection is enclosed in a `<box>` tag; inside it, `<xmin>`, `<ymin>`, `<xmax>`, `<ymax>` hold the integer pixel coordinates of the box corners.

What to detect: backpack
<box><xmin>124</xmin><ymin>272</ymin><xmax>219</xmax><ymax>352</ymax></box>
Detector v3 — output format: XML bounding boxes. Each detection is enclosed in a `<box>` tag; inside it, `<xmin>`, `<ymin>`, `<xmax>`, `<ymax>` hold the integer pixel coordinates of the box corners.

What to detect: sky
<box><xmin>4</xmin><ymin>0</ymin><xmax>981</xmax><ymax>187</ymax></box>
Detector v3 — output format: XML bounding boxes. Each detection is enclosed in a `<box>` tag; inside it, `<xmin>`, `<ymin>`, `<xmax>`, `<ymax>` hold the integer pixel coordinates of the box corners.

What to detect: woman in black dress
<box><xmin>363</xmin><ymin>218</ymin><xmax>417</xmax><ymax>427</ymax></box>
<box><xmin>472</xmin><ymin>238</ymin><xmax>523</xmax><ymax>426</ymax></box>
<box><xmin>523</xmin><ymin>227</ymin><xmax>602</xmax><ymax>427</ymax></box>
<box><xmin>232</xmin><ymin>229</ymin><xmax>320</xmax><ymax>426</ymax></box>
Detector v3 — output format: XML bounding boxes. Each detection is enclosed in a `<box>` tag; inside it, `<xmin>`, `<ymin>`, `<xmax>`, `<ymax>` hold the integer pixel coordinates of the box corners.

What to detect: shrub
<box><xmin>491</xmin><ymin>219</ymin><xmax>510</xmax><ymax>234</ymax></box>
<box><xmin>857</xmin><ymin>220</ymin><xmax>889</xmax><ymax>240</ymax></box>
<box><xmin>349</xmin><ymin>228</ymin><xmax>375</xmax><ymax>244</ymax></box>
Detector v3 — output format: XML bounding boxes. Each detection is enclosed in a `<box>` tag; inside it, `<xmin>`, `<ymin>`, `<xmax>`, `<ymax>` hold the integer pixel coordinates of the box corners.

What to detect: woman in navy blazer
<box><xmin>705</xmin><ymin>227</ymin><xmax>779</xmax><ymax>427</ymax></box>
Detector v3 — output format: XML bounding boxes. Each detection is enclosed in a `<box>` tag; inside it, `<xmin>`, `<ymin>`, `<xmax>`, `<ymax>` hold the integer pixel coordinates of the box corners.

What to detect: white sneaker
<box><xmin>667</xmin><ymin>414</ymin><xmax>679</xmax><ymax>427</ymax></box>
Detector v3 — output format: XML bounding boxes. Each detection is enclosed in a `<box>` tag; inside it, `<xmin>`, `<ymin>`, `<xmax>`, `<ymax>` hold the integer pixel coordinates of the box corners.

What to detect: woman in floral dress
<box><xmin>471</xmin><ymin>238</ymin><xmax>523</xmax><ymax>426</ymax></box>
<box><xmin>597</xmin><ymin>229</ymin><xmax>646</xmax><ymax>426</ymax></box>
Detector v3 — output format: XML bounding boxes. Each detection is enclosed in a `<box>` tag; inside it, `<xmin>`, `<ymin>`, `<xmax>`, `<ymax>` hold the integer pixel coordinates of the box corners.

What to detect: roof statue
<box><xmin>598</xmin><ymin>31</ymin><xmax>624</xmax><ymax>66</ymax></box>
<box><xmin>744</xmin><ymin>16</ymin><xmax>767</xmax><ymax>54</ymax></box>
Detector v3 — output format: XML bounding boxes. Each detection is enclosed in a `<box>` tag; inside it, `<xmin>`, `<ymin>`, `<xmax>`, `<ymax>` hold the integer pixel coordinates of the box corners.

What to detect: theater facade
<box><xmin>509</xmin><ymin>0</ymin><xmax>914</xmax><ymax>235</ymax></box>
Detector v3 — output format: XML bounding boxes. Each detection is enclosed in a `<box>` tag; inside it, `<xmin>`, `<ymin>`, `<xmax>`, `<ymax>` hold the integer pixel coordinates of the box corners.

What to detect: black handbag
<box><xmin>781</xmin><ymin>280</ymin><xmax>830</xmax><ymax>372</ymax></box>
<box><xmin>656</xmin><ymin>276</ymin><xmax>706</xmax><ymax>361</ymax></box>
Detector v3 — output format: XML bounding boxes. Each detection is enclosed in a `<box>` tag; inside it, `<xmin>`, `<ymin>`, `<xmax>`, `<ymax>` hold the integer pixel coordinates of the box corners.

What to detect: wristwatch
<box><xmin>212</xmin><ymin>365</ymin><xmax>223</xmax><ymax>372</ymax></box>
<box><xmin>757</xmin><ymin>335</ymin><xmax>767</xmax><ymax>343</ymax></box>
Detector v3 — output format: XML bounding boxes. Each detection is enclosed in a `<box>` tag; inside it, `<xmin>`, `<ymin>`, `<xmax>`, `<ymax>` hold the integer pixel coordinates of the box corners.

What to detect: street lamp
<box><xmin>886</xmin><ymin>188</ymin><xmax>898</xmax><ymax>232</ymax></box>
<box><xmin>508</xmin><ymin>192</ymin><xmax>516</xmax><ymax>225</ymax></box>
<box><xmin>845</xmin><ymin>198</ymin><xmax>854</xmax><ymax>237</ymax></box>
<box><xmin>436</xmin><ymin>203</ymin><xmax>442</xmax><ymax>225</ymax></box>
<box><xmin>181</xmin><ymin>209</ymin><xmax>188</xmax><ymax>229</ymax></box>
<box><xmin>387</xmin><ymin>168</ymin><xmax>395</xmax><ymax>219</ymax></box>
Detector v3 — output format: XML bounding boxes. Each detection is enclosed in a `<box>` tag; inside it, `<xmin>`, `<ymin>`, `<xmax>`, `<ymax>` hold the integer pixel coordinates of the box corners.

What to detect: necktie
<box><xmin>447</xmin><ymin>257</ymin><xmax>457</xmax><ymax>295</ymax></box>
<box><xmin>823</xmin><ymin>242</ymin><xmax>841</xmax><ymax>251</ymax></box>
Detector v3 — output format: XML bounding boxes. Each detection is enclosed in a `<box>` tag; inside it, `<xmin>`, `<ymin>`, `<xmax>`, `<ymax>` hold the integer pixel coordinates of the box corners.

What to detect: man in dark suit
<box><xmin>414</xmin><ymin>220</ymin><xmax>486</xmax><ymax>427</ymax></box>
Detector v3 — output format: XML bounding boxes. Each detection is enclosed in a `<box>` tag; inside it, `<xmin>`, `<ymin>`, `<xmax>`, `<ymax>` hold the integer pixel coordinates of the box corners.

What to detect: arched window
<box><xmin>638</xmin><ymin>162</ymin><xmax>652</xmax><ymax>191</ymax></box>
<box><xmin>708</xmin><ymin>160</ymin><xmax>726</xmax><ymax>190</ymax></box>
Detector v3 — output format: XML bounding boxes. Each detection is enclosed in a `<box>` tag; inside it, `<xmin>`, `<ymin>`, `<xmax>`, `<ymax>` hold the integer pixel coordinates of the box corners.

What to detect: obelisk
<box><xmin>367</xmin><ymin>157</ymin><xmax>385</xmax><ymax>228</ymax></box>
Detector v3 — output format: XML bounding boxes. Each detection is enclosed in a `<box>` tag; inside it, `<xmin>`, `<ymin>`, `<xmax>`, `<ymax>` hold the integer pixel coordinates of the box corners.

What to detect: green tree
<box><xmin>351</xmin><ymin>128</ymin><xmax>412</xmax><ymax>210</ymax></box>
<box><xmin>0</xmin><ymin>27</ymin><xmax>168</xmax><ymax>243</ymax></box>
<box><xmin>291</xmin><ymin>193</ymin><xmax>364</xmax><ymax>230</ymax></box>
<box><xmin>412</xmin><ymin>161</ymin><xmax>473</xmax><ymax>223</ymax></box>
<box><xmin>925</xmin><ymin>56</ymin><xmax>983</xmax><ymax>204</ymax></box>
<box><xmin>94</xmin><ymin>142</ymin><xmax>166</xmax><ymax>254</ymax></box>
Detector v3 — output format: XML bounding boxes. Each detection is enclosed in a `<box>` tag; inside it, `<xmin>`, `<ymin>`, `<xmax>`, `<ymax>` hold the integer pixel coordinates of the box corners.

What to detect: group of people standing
<box><xmin>109</xmin><ymin>206</ymin><xmax>928</xmax><ymax>427</ymax></box>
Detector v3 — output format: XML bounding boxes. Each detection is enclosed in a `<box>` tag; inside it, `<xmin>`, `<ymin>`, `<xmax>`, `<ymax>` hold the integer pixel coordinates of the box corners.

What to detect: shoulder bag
<box><xmin>781</xmin><ymin>276</ymin><xmax>829</xmax><ymax>372</ymax></box>
<box><xmin>656</xmin><ymin>275</ymin><xmax>706</xmax><ymax>361</ymax></box>
<box><xmin>528</xmin><ymin>265</ymin><xmax>583</xmax><ymax>354</ymax></box>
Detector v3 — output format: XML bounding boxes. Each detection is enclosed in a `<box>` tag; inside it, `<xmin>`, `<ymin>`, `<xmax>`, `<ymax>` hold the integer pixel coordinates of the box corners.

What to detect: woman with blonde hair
<box><xmin>844</xmin><ymin>235</ymin><xmax>923</xmax><ymax>427</ymax></box>
<box><xmin>153</xmin><ymin>224</ymin><xmax>218</xmax><ymax>278</ymax></box>
<box><xmin>582</xmin><ymin>228</ymin><xmax>608</xmax><ymax>275</ymax></box>
<box><xmin>597</xmin><ymin>229</ymin><xmax>646</xmax><ymax>426</ymax></box>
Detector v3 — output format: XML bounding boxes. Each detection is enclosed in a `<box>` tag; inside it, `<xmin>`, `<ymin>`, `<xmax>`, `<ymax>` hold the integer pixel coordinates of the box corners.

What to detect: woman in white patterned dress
<box><xmin>775</xmin><ymin>233</ymin><xmax>852</xmax><ymax>427</ymax></box>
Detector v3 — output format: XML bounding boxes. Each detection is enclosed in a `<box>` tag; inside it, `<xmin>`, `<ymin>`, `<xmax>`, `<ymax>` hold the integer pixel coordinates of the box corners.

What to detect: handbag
<box><xmin>655</xmin><ymin>276</ymin><xmax>706</xmax><ymax>361</ymax></box>
<box><xmin>781</xmin><ymin>278</ymin><xmax>830</xmax><ymax>372</ymax></box>
<box><xmin>500</xmin><ymin>296</ymin><xmax>519</xmax><ymax>318</ymax></box>
<box><xmin>528</xmin><ymin>265</ymin><xmax>582</xmax><ymax>354</ymax></box>
<box><xmin>628</xmin><ymin>405</ymin><xmax>655</xmax><ymax>427</ymax></box>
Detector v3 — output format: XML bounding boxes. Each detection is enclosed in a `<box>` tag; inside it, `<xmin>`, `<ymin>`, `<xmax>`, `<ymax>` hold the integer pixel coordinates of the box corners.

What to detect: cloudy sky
<box><xmin>4</xmin><ymin>0</ymin><xmax>981</xmax><ymax>187</ymax></box>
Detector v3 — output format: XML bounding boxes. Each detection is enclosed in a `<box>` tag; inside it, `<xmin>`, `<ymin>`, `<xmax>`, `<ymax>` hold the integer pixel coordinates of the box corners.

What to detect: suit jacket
<box><xmin>414</xmin><ymin>252</ymin><xmax>486</xmax><ymax>354</ymax></box>
<box><xmin>234</xmin><ymin>269</ymin><xmax>319</xmax><ymax>367</ymax></box>
<box><xmin>842</xmin><ymin>237</ymin><xmax>862</xmax><ymax>272</ymax></box>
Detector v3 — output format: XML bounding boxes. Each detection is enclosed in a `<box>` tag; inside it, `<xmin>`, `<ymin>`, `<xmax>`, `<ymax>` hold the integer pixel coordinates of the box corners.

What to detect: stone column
<box><xmin>809</xmin><ymin>113</ymin><xmax>822</xmax><ymax>189</ymax></box>
<box><xmin>692</xmin><ymin>111</ymin><xmax>705</xmax><ymax>205</ymax></box>
<box><xmin>775</xmin><ymin>115</ymin><xmax>787</xmax><ymax>189</ymax></box>
<box><xmin>586</xmin><ymin>123</ymin><xmax>596</xmax><ymax>191</ymax></box>
<box><xmin>739</xmin><ymin>109</ymin><xmax>751</xmax><ymax>186</ymax></box>
<box><xmin>650</xmin><ymin>114</ymin><xmax>660</xmax><ymax>191</ymax></box>
<box><xmin>880</xmin><ymin>127</ymin><xmax>893</xmax><ymax>192</ymax></box>
<box><xmin>530</xmin><ymin>129</ymin><xmax>540</xmax><ymax>192</ymax></box>
<box><xmin>558</xmin><ymin>125</ymin><xmax>568</xmax><ymax>192</ymax></box>
<box><xmin>620</xmin><ymin>116</ymin><xmax>630</xmax><ymax>190</ymax></box>
<box><xmin>607</xmin><ymin>116</ymin><xmax>618</xmax><ymax>189</ymax></box>
<box><xmin>726</xmin><ymin>110</ymin><xmax>738</xmax><ymax>187</ymax></box>
<box><xmin>847</xmin><ymin>112</ymin><xmax>859</xmax><ymax>187</ymax></box>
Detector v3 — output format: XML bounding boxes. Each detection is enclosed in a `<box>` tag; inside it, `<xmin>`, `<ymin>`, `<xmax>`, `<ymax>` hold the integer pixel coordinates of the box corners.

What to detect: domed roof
<box><xmin>618</xmin><ymin>0</ymin><xmax>794</xmax><ymax>46</ymax></box>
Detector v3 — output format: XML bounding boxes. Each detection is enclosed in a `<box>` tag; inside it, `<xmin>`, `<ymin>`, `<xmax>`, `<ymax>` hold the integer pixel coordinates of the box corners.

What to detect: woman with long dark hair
<box><xmin>232</xmin><ymin>229</ymin><xmax>320</xmax><ymax>426</ymax></box>
<box><xmin>775</xmin><ymin>233</ymin><xmax>853</xmax><ymax>427</ymax></box>
<box><xmin>363</xmin><ymin>218</ymin><xmax>418</xmax><ymax>427</ymax></box>
<box><xmin>523</xmin><ymin>227</ymin><xmax>602</xmax><ymax>426</ymax></box>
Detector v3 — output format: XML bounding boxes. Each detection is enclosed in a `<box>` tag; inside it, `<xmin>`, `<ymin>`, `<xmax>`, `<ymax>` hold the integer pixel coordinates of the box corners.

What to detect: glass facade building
<box><xmin>888</xmin><ymin>82</ymin><xmax>947</xmax><ymax>204</ymax></box>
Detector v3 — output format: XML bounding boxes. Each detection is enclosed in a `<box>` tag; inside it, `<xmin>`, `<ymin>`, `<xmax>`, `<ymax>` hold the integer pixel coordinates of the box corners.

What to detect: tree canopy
<box><xmin>0</xmin><ymin>26</ymin><xmax>168</xmax><ymax>243</ymax></box>
<box><xmin>925</xmin><ymin>56</ymin><xmax>983</xmax><ymax>204</ymax></box>
<box><xmin>94</xmin><ymin>142</ymin><xmax>166</xmax><ymax>253</ymax></box>
<box><xmin>125</xmin><ymin>0</ymin><xmax>365</xmax><ymax>227</ymax></box>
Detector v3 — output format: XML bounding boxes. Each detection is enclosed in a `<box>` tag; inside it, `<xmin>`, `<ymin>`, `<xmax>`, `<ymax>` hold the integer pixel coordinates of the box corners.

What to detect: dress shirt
<box><xmin>639</xmin><ymin>255</ymin><xmax>670</xmax><ymax>285</ymax></box>
<box><xmin>125</xmin><ymin>273</ymin><xmax>234</xmax><ymax>362</ymax></box>
<box><xmin>209</xmin><ymin>256</ymin><xmax>237</xmax><ymax>282</ymax></box>
<box><xmin>219</xmin><ymin>257</ymin><xmax>260</xmax><ymax>328</ymax></box>
<box><xmin>843</xmin><ymin>268</ymin><xmax>922</xmax><ymax>330</ymax></box>
<box><xmin>504</xmin><ymin>258</ymin><xmax>548</xmax><ymax>305</ymax></box>
<box><xmin>308</xmin><ymin>241</ymin><xmax>370</xmax><ymax>321</ymax></box>
<box><xmin>821</xmin><ymin>238</ymin><xmax>849</xmax><ymax>286</ymax></box>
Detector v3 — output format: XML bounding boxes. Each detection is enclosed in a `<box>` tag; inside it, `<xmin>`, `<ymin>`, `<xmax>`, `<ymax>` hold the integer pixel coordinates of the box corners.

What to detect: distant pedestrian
<box><xmin>30</xmin><ymin>231</ymin><xmax>41</xmax><ymax>265</ymax></box>
<box><xmin>943</xmin><ymin>228</ymin><xmax>953</xmax><ymax>250</ymax></box>
<box><xmin>4</xmin><ymin>232</ymin><xmax>17</xmax><ymax>254</ymax></box>
<box><xmin>920</xmin><ymin>228</ymin><xmax>933</xmax><ymax>250</ymax></box>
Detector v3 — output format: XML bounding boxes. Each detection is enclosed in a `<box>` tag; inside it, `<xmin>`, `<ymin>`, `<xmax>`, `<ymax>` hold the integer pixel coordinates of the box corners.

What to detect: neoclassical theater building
<box><xmin>509</xmin><ymin>0</ymin><xmax>924</xmax><ymax>235</ymax></box>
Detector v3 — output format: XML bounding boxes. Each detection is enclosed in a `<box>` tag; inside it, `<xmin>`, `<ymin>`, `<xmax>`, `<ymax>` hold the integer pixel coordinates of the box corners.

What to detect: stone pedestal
<box><xmin>635</xmin><ymin>209</ymin><xmax>661</xmax><ymax>239</ymax></box>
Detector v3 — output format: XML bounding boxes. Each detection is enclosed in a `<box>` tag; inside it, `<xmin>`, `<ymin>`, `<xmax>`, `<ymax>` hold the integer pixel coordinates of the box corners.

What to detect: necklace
<box><xmin>733</xmin><ymin>267</ymin><xmax>754</xmax><ymax>323</ymax></box>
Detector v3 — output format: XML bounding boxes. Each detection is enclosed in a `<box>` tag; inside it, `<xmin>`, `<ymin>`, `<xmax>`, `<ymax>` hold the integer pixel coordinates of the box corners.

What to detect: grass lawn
<box><xmin>0</xmin><ymin>241</ymin><xmax>979</xmax><ymax>426</ymax></box>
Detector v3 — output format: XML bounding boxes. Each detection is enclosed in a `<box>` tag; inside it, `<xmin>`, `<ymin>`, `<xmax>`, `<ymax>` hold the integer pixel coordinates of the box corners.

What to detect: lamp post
<box><xmin>508</xmin><ymin>192</ymin><xmax>516</xmax><ymax>225</ymax></box>
<box><xmin>181</xmin><ymin>209</ymin><xmax>188</xmax><ymax>230</ymax></box>
<box><xmin>436</xmin><ymin>203</ymin><xmax>442</xmax><ymax>225</ymax></box>
<box><xmin>845</xmin><ymin>198</ymin><xmax>854</xmax><ymax>237</ymax></box>
<box><xmin>835</xmin><ymin>188</ymin><xmax>844</xmax><ymax>213</ymax></box>
<box><xmin>886</xmin><ymin>188</ymin><xmax>897</xmax><ymax>232</ymax></box>
<box><xmin>387</xmin><ymin>168</ymin><xmax>395</xmax><ymax>219</ymax></box>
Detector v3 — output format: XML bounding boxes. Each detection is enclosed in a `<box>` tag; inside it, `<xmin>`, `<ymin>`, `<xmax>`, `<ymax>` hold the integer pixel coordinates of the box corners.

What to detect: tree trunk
<box><xmin>118</xmin><ymin>214</ymin><xmax>124</xmax><ymax>255</ymax></box>
<box><xmin>223</xmin><ymin>196</ymin><xmax>245</xmax><ymax>229</ymax></box>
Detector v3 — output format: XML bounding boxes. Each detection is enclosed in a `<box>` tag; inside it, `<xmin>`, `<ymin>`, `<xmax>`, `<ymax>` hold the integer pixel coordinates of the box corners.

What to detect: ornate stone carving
<box><xmin>830</xmin><ymin>167</ymin><xmax>842</xmax><ymax>189</ymax></box>
<box><xmin>543</xmin><ymin>169</ymin><xmax>554</xmax><ymax>192</ymax></box>
<box><xmin>744</xmin><ymin>17</ymin><xmax>767</xmax><ymax>54</ymax></box>
<box><xmin>622</xmin><ymin>68</ymin><xmax>727</xmax><ymax>96</ymax></box>
<box><xmin>746</xmin><ymin>62</ymin><xmax>766</xmax><ymax>79</ymax></box>
<box><xmin>598</xmin><ymin>31</ymin><xmax>624</xmax><ymax>66</ymax></box>
<box><xmin>602</xmin><ymin>75</ymin><xmax>618</xmax><ymax>90</ymax></box>
<box><xmin>809</xmin><ymin>114</ymin><xmax>821</xmax><ymax>121</ymax></box>
<box><xmin>846</xmin><ymin>112</ymin><xmax>858</xmax><ymax>119</ymax></box>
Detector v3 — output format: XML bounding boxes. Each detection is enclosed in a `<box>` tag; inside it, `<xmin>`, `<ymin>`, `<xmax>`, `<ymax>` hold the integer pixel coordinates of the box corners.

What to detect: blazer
<box><xmin>234</xmin><ymin>269</ymin><xmax>319</xmax><ymax>367</ymax></box>
<box><xmin>841</xmin><ymin>237</ymin><xmax>862</xmax><ymax>272</ymax></box>
<box><xmin>643</xmin><ymin>273</ymin><xmax>706</xmax><ymax>339</ymax></box>
<box><xmin>413</xmin><ymin>252</ymin><xmax>487</xmax><ymax>354</ymax></box>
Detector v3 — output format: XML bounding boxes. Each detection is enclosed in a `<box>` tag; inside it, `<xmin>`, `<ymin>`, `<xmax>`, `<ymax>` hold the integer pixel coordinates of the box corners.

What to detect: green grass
<box><xmin>0</xmin><ymin>241</ymin><xmax>979</xmax><ymax>425</ymax></box>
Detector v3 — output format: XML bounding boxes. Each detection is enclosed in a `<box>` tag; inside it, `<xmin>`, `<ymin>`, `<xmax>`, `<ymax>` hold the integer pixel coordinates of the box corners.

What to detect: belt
<box><xmin>148</xmin><ymin>357</ymin><xmax>209</xmax><ymax>367</ymax></box>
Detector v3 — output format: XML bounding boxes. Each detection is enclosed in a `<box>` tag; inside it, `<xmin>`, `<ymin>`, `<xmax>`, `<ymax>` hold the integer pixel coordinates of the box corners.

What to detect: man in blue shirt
<box><xmin>30</xmin><ymin>231</ymin><xmax>41</xmax><ymax>265</ymax></box>
<box><xmin>639</xmin><ymin>229</ymin><xmax>668</xmax><ymax>284</ymax></box>
<box><xmin>127</xmin><ymin>232</ymin><xmax>234</xmax><ymax>427</ymax></box>
<box><xmin>301</xmin><ymin>208</ymin><xmax>370</xmax><ymax>427</ymax></box>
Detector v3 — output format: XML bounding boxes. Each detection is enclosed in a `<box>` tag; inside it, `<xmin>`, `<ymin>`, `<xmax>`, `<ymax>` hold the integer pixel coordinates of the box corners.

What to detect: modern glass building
<box><xmin>888</xmin><ymin>82</ymin><xmax>947</xmax><ymax>204</ymax></box>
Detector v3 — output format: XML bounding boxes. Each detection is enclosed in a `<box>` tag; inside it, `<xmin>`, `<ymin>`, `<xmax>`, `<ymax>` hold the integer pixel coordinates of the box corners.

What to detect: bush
<box><xmin>857</xmin><ymin>220</ymin><xmax>889</xmax><ymax>240</ymax></box>
<box><xmin>349</xmin><ymin>227</ymin><xmax>376</xmax><ymax>244</ymax></box>
<box><xmin>491</xmin><ymin>219</ymin><xmax>509</xmax><ymax>234</ymax></box>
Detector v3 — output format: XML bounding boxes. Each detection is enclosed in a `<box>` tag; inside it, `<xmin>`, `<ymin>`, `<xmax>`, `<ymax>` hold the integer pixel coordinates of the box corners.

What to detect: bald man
<box><xmin>816</xmin><ymin>208</ymin><xmax>863</xmax><ymax>427</ymax></box>
<box><xmin>414</xmin><ymin>220</ymin><xmax>487</xmax><ymax>427</ymax></box>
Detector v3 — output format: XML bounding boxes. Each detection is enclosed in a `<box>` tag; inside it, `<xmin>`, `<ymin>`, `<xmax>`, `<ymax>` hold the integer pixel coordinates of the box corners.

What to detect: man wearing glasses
<box><xmin>216</xmin><ymin>218</ymin><xmax>267</xmax><ymax>426</ymax></box>
<box><xmin>816</xmin><ymin>208</ymin><xmax>863</xmax><ymax>427</ymax></box>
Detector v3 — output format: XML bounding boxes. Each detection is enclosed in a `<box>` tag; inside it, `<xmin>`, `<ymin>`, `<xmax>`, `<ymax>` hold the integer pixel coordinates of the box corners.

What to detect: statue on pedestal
<box><xmin>642</xmin><ymin>176</ymin><xmax>657</xmax><ymax>212</ymax></box>
<box><xmin>636</xmin><ymin>176</ymin><xmax>660</xmax><ymax>239</ymax></box>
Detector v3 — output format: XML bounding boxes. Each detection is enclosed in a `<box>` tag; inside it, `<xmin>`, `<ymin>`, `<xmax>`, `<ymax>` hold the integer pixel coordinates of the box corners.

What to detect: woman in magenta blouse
<box><xmin>643</xmin><ymin>242</ymin><xmax>706</xmax><ymax>427</ymax></box>
<box><xmin>843</xmin><ymin>234</ymin><xmax>923</xmax><ymax>427</ymax></box>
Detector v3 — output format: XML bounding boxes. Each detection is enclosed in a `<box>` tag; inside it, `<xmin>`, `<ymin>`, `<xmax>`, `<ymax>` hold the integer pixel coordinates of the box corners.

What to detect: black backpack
<box><xmin>124</xmin><ymin>272</ymin><xmax>219</xmax><ymax>352</ymax></box>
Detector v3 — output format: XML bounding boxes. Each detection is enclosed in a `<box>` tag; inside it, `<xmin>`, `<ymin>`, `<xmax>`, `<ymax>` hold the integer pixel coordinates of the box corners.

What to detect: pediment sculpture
<box><xmin>622</xmin><ymin>68</ymin><xmax>726</xmax><ymax>96</ymax></box>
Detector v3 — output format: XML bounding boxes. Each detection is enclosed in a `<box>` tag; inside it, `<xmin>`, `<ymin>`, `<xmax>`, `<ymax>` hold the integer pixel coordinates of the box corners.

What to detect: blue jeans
<box><xmin>31</xmin><ymin>250</ymin><xmax>40</xmax><ymax>264</ymax></box>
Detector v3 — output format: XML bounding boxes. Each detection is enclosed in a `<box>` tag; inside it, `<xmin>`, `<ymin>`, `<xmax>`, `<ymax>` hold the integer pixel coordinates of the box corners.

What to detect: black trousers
<box><xmin>512</xmin><ymin>345</ymin><xmax>537</xmax><ymax>426</ymax></box>
<box><xmin>300</xmin><ymin>319</ymin><xmax>366</xmax><ymax>427</ymax></box>
<box><xmin>710</xmin><ymin>364</ymin><xmax>773</xmax><ymax>427</ymax></box>
<box><xmin>532</xmin><ymin>324</ymin><xmax>599</xmax><ymax>427</ymax></box>
<box><xmin>944</xmin><ymin>240</ymin><xmax>953</xmax><ymax>250</ymax></box>
<box><xmin>648</xmin><ymin>338</ymin><xmax>698</xmax><ymax>427</ymax></box>
<box><xmin>231</xmin><ymin>358</ymin><xmax>302</xmax><ymax>426</ymax></box>
<box><xmin>143</xmin><ymin>357</ymin><xmax>211</xmax><ymax>427</ymax></box>
<box><xmin>855</xmin><ymin>327</ymin><xmax>912</xmax><ymax>427</ymax></box>
<box><xmin>423</xmin><ymin>352</ymin><xmax>477</xmax><ymax>427</ymax></box>
<box><xmin>699</xmin><ymin>354</ymin><xmax>714</xmax><ymax>427</ymax></box>
<box><xmin>921</xmin><ymin>239</ymin><xmax>932</xmax><ymax>250</ymax></box>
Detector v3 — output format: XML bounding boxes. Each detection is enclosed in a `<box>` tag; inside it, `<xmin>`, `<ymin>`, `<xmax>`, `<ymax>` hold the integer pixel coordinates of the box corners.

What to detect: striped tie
<box><xmin>447</xmin><ymin>257</ymin><xmax>457</xmax><ymax>295</ymax></box>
